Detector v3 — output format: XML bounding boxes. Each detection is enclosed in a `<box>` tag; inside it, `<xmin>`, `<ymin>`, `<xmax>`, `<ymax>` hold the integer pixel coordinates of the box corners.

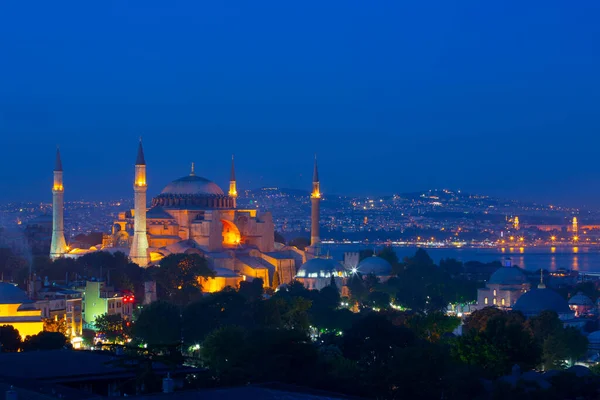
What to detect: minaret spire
<box><xmin>55</xmin><ymin>147</ymin><xmax>63</xmax><ymax>171</ymax></box>
<box><xmin>50</xmin><ymin>148</ymin><xmax>68</xmax><ymax>259</ymax></box>
<box><xmin>130</xmin><ymin>140</ymin><xmax>149</xmax><ymax>267</ymax></box>
<box><xmin>229</xmin><ymin>155</ymin><xmax>238</xmax><ymax>207</ymax></box>
<box><xmin>190</xmin><ymin>162</ymin><xmax>195</xmax><ymax>176</ymax></box>
<box><xmin>310</xmin><ymin>154</ymin><xmax>321</xmax><ymax>249</ymax></box>
<box><xmin>313</xmin><ymin>153</ymin><xmax>319</xmax><ymax>183</ymax></box>
<box><xmin>136</xmin><ymin>138</ymin><xmax>146</xmax><ymax>166</ymax></box>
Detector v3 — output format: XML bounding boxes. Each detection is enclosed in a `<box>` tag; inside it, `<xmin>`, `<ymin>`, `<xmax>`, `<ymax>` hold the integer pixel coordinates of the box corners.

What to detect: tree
<box><xmin>0</xmin><ymin>325</ymin><xmax>21</xmax><ymax>352</ymax></box>
<box><xmin>183</xmin><ymin>290</ymin><xmax>249</xmax><ymax>345</ymax></box>
<box><xmin>238</xmin><ymin>278</ymin><xmax>264</xmax><ymax>302</ymax></box>
<box><xmin>439</xmin><ymin>258</ymin><xmax>463</xmax><ymax>276</ymax></box>
<box><xmin>151</xmin><ymin>254</ymin><xmax>214</xmax><ymax>305</ymax></box>
<box><xmin>22</xmin><ymin>331</ymin><xmax>67</xmax><ymax>351</ymax></box>
<box><xmin>94</xmin><ymin>313</ymin><xmax>127</xmax><ymax>344</ymax></box>
<box><xmin>463</xmin><ymin>307</ymin><xmax>505</xmax><ymax>333</ymax></box>
<box><xmin>366</xmin><ymin>291</ymin><xmax>390</xmax><ymax>310</ymax></box>
<box><xmin>376</xmin><ymin>246</ymin><xmax>399</xmax><ymax>268</ymax></box>
<box><xmin>43</xmin><ymin>318</ymin><xmax>68</xmax><ymax>336</ymax></box>
<box><xmin>134</xmin><ymin>301</ymin><xmax>181</xmax><ymax>347</ymax></box>
<box><xmin>526</xmin><ymin>310</ymin><xmax>563</xmax><ymax>342</ymax></box>
<box><xmin>542</xmin><ymin>326</ymin><xmax>588</xmax><ymax>370</ymax></box>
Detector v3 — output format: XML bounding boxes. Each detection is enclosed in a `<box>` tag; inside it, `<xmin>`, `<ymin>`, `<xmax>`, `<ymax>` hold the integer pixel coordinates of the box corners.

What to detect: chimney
<box><xmin>162</xmin><ymin>373</ymin><xmax>174</xmax><ymax>394</ymax></box>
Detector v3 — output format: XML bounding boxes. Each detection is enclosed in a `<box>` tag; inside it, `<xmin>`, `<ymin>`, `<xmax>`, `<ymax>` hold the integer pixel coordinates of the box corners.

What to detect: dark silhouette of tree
<box><xmin>182</xmin><ymin>290</ymin><xmax>248</xmax><ymax>345</ymax></box>
<box><xmin>376</xmin><ymin>246</ymin><xmax>399</xmax><ymax>267</ymax></box>
<box><xmin>149</xmin><ymin>254</ymin><xmax>214</xmax><ymax>305</ymax></box>
<box><xmin>134</xmin><ymin>301</ymin><xmax>181</xmax><ymax>347</ymax></box>
<box><xmin>95</xmin><ymin>313</ymin><xmax>128</xmax><ymax>343</ymax></box>
<box><xmin>238</xmin><ymin>278</ymin><xmax>264</xmax><ymax>302</ymax></box>
<box><xmin>366</xmin><ymin>291</ymin><xmax>390</xmax><ymax>310</ymax></box>
<box><xmin>463</xmin><ymin>307</ymin><xmax>505</xmax><ymax>333</ymax></box>
<box><xmin>22</xmin><ymin>331</ymin><xmax>67</xmax><ymax>351</ymax></box>
<box><xmin>0</xmin><ymin>325</ymin><xmax>21</xmax><ymax>352</ymax></box>
<box><xmin>43</xmin><ymin>318</ymin><xmax>68</xmax><ymax>336</ymax></box>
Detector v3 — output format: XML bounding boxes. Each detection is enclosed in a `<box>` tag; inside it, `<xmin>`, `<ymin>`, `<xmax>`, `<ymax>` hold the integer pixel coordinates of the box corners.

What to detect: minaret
<box><xmin>50</xmin><ymin>148</ymin><xmax>68</xmax><ymax>259</ymax></box>
<box><xmin>130</xmin><ymin>140</ymin><xmax>149</xmax><ymax>267</ymax></box>
<box><xmin>310</xmin><ymin>155</ymin><xmax>321</xmax><ymax>247</ymax></box>
<box><xmin>229</xmin><ymin>155</ymin><xmax>237</xmax><ymax>208</ymax></box>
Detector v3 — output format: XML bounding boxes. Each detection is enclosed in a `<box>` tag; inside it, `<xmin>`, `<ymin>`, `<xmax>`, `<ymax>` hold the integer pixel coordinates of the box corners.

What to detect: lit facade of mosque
<box><xmin>49</xmin><ymin>142</ymin><xmax>326</xmax><ymax>292</ymax></box>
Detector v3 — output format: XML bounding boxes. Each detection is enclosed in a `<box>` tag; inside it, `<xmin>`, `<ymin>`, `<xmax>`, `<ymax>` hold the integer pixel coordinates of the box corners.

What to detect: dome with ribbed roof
<box><xmin>152</xmin><ymin>172</ymin><xmax>235</xmax><ymax>209</ymax></box>
<box><xmin>161</xmin><ymin>175</ymin><xmax>224</xmax><ymax>196</ymax></box>
<box><xmin>488</xmin><ymin>267</ymin><xmax>528</xmax><ymax>285</ymax></box>
<box><xmin>296</xmin><ymin>258</ymin><xmax>346</xmax><ymax>278</ymax></box>
<box><xmin>513</xmin><ymin>288</ymin><xmax>572</xmax><ymax>318</ymax></box>
<box><xmin>568</xmin><ymin>292</ymin><xmax>594</xmax><ymax>307</ymax></box>
<box><xmin>357</xmin><ymin>256</ymin><xmax>392</xmax><ymax>277</ymax></box>
<box><xmin>0</xmin><ymin>282</ymin><xmax>31</xmax><ymax>304</ymax></box>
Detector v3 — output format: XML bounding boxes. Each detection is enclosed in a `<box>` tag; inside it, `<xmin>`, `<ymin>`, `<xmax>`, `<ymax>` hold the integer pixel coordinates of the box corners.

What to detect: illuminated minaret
<box><xmin>573</xmin><ymin>217</ymin><xmax>579</xmax><ymax>241</ymax></box>
<box><xmin>310</xmin><ymin>155</ymin><xmax>321</xmax><ymax>247</ymax></box>
<box><xmin>50</xmin><ymin>148</ymin><xmax>68</xmax><ymax>259</ymax></box>
<box><xmin>229</xmin><ymin>155</ymin><xmax>237</xmax><ymax>208</ymax></box>
<box><xmin>513</xmin><ymin>216</ymin><xmax>520</xmax><ymax>231</ymax></box>
<box><xmin>130</xmin><ymin>140</ymin><xmax>149</xmax><ymax>267</ymax></box>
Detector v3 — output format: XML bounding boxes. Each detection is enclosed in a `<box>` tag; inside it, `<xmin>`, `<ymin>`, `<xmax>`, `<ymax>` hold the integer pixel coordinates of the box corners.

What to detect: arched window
<box><xmin>484</xmin><ymin>297</ymin><xmax>488</xmax><ymax>305</ymax></box>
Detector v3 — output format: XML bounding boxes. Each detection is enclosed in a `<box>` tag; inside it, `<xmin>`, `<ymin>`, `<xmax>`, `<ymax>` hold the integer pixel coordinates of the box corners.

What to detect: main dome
<box><xmin>513</xmin><ymin>288</ymin><xmax>572</xmax><ymax>317</ymax></box>
<box><xmin>161</xmin><ymin>175</ymin><xmax>224</xmax><ymax>196</ymax></box>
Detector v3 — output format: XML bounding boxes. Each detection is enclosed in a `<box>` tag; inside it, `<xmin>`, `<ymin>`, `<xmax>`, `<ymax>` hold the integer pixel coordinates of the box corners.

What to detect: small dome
<box><xmin>161</xmin><ymin>175</ymin><xmax>224</xmax><ymax>196</ymax></box>
<box><xmin>296</xmin><ymin>258</ymin><xmax>345</xmax><ymax>278</ymax></box>
<box><xmin>357</xmin><ymin>256</ymin><xmax>392</xmax><ymax>276</ymax></box>
<box><xmin>568</xmin><ymin>292</ymin><xmax>594</xmax><ymax>306</ymax></box>
<box><xmin>513</xmin><ymin>288</ymin><xmax>572</xmax><ymax>317</ymax></box>
<box><xmin>0</xmin><ymin>283</ymin><xmax>31</xmax><ymax>304</ymax></box>
<box><xmin>488</xmin><ymin>267</ymin><xmax>528</xmax><ymax>285</ymax></box>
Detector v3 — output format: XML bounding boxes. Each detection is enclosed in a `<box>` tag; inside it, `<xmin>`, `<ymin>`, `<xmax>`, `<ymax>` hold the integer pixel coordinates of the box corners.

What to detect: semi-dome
<box><xmin>488</xmin><ymin>267</ymin><xmax>528</xmax><ymax>285</ymax></box>
<box><xmin>569</xmin><ymin>292</ymin><xmax>594</xmax><ymax>306</ymax></box>
<box><xmin>513</xmin><ymin>288</ymin><xmax>572</xmax><ymax>317</ymax></box>
<box><xmin>357</xmin><ymin>256</ymin><xmax>392</xmax><ymax>276</ymax></box>
<box><xmin>0</xmin><ymin>282</ymin><xmax>31</xmax><ymax>304</ymax></box>
<box><xmin>296</xmin><ymin>258</ymin><xmax>346</xmax><ymax>278</ymax></box>
<box><xmin>161</xmin><ymin>175</ymin><xmax>224</xmax><ymax>196</ymax></box>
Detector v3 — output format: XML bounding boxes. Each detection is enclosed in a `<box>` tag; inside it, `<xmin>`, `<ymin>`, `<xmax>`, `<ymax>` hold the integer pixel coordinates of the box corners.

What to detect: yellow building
<box><xmin>0</xmin><ymin>282</ymin><xmax>43</xmax><ymax>339</ymax></box>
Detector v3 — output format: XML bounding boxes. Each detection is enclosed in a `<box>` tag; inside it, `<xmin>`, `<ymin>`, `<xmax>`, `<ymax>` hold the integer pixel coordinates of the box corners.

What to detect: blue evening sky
<box><xmin>1</xmin><ymin>1</ymin><xmax>599</xmax><ymax>207</ymax></box>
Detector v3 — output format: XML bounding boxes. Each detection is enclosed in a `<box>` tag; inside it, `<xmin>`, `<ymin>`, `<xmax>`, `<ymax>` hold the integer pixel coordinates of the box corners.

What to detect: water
<box><xmin>326</xmin><ymin>245</ymin><xmax>600</xmax><ymax>273</ymax></box>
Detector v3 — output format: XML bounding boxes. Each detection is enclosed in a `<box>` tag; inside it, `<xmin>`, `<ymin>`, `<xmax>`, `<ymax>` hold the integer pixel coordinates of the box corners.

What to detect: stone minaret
<box><xmin>130</xmin><ymin>140</ymin><xmax>149</xmax><ymax>267</ymax></box>
<box><xmin>229</xmin><ymin>155</ymin><xmax>237</xmax><ymax>208</ymax></box>
<box><xmin>50</xmin><ymin>148</ymin><xmax>68</xmax><ymax>259</ymax></box>
<box><xmin>310</xmin><ymin>155</ymin><xmax>321</xmax><ymax>247</ymax></box>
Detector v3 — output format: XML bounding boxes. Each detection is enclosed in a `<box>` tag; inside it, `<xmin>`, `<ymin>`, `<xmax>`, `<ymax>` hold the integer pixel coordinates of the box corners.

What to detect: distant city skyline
<box><xmin>1</xmin><ymin>1</ymin><xmax>600</xmax><ymax>207</ymax></box>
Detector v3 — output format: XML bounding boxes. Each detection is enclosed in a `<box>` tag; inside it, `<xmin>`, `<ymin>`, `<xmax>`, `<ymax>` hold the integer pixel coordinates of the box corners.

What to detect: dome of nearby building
<box><xmin>0</xmin><ymin>283</ymin><xmax>31</xmax><ymax>305</ymax></box>
<box><xmin>513</xmin><ymin>288</ymin><xmax>572</xmax><ymax>317</ymax></box>
<box><xmin>160</xmin><ymin>175</ymin><xmax>224</xmax><ymax>196</ymax></box>
<box><xmin>569</xmin><ymin>292</ymin><xmax>594</xmax><ymax>307</ymax></box>
<box><xmin>357</xmin><ymin>256</ymin><xmax>392</xmax><ymax>276</ymax></box>
<box><xmin>488</xmin><ymin>267</ymin><xmax>528</xmax><ymax>285</ymax></box>
<box><xmin>296</xmin><ymin>258</ymin><xmax>346</xmax><ymax>278</ymax></box>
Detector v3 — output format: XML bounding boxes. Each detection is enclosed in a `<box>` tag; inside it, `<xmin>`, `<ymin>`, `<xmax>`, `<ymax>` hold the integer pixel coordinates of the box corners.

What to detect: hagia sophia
<box><xmin>49</xmin><ymin>141</ymin><xmax>395</xmax><ymax>292</ymax></box>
